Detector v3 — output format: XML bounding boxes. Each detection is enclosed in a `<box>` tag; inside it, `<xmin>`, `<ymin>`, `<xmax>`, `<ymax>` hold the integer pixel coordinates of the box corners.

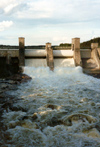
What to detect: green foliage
<box><xmin>59</xmin><ymin>37</ymin><xmax>100</xmax><ymax>49</ymax></box>
<box><xmin>0</xmin><ymin>45</ymin><xmax>18</xmax><ymax>49</ymax></box>
<box><xmin>59</xmin><ymin>43</ymin><xmax>71</xmax><ymax>47</ymax></box>
<box><xmin>1</xmin><ymin>37</ymin><xmax>100</xmax><ymax>49</ymax></box>
<box><xmin>25</xmin><ymin>45</ymin><xmax>45</xmax><ymax>49</ymax></box>
<box><xmin>80</xmin><ymin>37</ymin><xmax>100</xmax><ymax>49</ymax></box>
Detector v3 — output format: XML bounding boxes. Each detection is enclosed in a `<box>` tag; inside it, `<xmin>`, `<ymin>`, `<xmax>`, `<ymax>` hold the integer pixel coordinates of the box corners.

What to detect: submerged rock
<box><xmin>44</xmin><ymin>104</ymin><xmax>61</xmax><ymax>110</ymax></box>
<box><xmin>9</xmin><ymin>105</ymin><xmax>27</xmax><ymax>112</ymax></box>
<box><xmin>95</xmin><ymin>122</ymin><xmax>100</xmax><ymax>132</ymax></box>
<box><xmin>62</xmin><ymin>113</ymin><xmax>97</xmax><ymax>126</ymax></box>
<box><xmin>31</xmin><ymin>113</ymin><xmax>38</xmax><ymax>120</ymax></box>
<box><xmin>0</xmin><ymin>84</ymin><xmax>8</xmax><ymax>89</ymax></box>
<box><xmin>80</xmin><ymin>98</ymin><xmax>89</xmax><ymax>103</ymax></box>
<box><xmin>9</xmin><ymin>120</ymin><xmax>21</xmax><ymax>129</ymax></box>
<box><xmin>6</xmin><ymin>73</ymin><xmax>32</xmax><ymax>83</ymax></box>
<box><xmin>83</xmin><ymin>128</ymin><xmax>100</xmax><ymax>138</ymax></box>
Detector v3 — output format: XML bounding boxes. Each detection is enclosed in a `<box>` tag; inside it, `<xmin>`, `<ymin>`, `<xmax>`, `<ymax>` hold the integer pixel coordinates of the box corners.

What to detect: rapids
<box><xmin>1</xmin><ymin>61</ymin><xmax>100</xmax><ymax>146</ymax></box>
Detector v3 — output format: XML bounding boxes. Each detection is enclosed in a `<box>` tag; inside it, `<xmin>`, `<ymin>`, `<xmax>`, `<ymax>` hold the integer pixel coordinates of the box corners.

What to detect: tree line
<box><xmin>0</xmin><ymin>37</ymin><xmax>100</xmax><ymax>49</ymax></box>
<box><xmin>59</xmin><ymin>37</ymin><xmax>100</xmax><ymax>49</ymax></box>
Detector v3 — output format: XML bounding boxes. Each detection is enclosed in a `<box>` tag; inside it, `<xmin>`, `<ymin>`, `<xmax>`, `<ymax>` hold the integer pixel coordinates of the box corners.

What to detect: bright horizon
<box><xmin>0</xmin><ymin>0</ymin><xmax>100</xmax><ymax>45</ymax></box>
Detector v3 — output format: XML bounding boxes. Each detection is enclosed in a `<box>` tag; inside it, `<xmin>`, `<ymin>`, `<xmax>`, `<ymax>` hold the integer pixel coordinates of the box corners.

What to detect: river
<box><xmin>1</xmin><ymin>59</ymin><xmax>100</xmax><ymax>147</ymax></box>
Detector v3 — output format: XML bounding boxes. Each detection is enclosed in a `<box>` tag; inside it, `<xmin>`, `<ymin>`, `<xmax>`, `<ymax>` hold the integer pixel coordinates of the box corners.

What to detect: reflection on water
<box><xmin>2</xmin><ymin>66</ymin><xmax>100</xmax><ymax>147</ymax></box>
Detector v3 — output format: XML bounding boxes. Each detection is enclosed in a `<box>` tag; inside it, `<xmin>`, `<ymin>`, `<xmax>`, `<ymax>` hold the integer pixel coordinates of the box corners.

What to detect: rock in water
<box><xmin>6</xmin><ymin>73</ymin><xmax>32</xmax><ymax>83</ymax></box>
<box><xmin>62</xmin><ymin>113</ymin><xmax>97</xmax><ymax>126</ymax></box>
<box><xmin>83</xmin><ymin>128</ymin><xmax>100</xmax><ymax>138</ymax></box>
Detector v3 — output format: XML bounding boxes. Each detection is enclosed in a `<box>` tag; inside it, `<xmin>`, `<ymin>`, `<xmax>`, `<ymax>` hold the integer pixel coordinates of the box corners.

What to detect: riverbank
<box><xmin>83</xmin><ymin>68</ymin><xmax>100</xmax><ymax>79</ymax></box>
<box><xmin>0</xmin><ymin>73</ymin><xmax>32</xmax><ymax>146</ymax></box>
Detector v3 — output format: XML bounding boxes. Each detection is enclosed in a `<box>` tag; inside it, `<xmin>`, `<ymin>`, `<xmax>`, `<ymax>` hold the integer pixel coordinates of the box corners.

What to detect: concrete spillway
<box><xmin>25</xmin><ymin>49</ymin><xmax>75</xmax><ymax>67</ymax></box>
<box><xmin>25</xmin><ymin>49</ymin><xmax>46</xmax><ymax>57</ymax></box>
<box><xmin>25</xmin><ymin>49</ymin><xmax>74</xmax><ymax>58</ymax></box>
<box><xmin>25</xmin><ymin>58</ymin><xmax>75</xmax><ymax>67</ymax></box>
<box><xmin>53</xmin><ymin>50</ymin><xmax>73</xmax><ymax>57</ymax></box>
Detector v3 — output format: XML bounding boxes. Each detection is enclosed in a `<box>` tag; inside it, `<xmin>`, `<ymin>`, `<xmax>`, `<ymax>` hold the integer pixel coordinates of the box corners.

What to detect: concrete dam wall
<box><xmin>0</xmin><ymin>37</ymin><xmax>100</xmax><ymax>75</ymax></box>
<box><xmin>25</xmin><ymin>50</ymin><xmax>74</xmax><ymax>58</ymax></box>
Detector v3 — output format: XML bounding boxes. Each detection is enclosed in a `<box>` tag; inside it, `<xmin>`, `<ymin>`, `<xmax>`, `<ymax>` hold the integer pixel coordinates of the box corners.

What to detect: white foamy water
<box><xmin>2</xmin><ymin>65</ymin><xmax>100</xmax><ymax>147</ymax></box>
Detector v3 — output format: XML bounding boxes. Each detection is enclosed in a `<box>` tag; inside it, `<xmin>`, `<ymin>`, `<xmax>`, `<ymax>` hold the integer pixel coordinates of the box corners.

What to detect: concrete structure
<box><xmin>0</xmin><ymin>50</ymin><xmax>19</xmax><ymax>58</ymax></box>
<box><xmin>25</xmin><ymin>49</ymin><xmax>46</xmax><ymax>58</ymax></box>
<box><xmin>25</xmin><ymin>49</ymin><xmax>73</xmax><ymax>58</ymax></box>
<box><xmin>80</xmin><ymin>49</ymin><xmax>91</xmax><ymax>59</ymax></box>
<box><xmin>91</xmin><ymin>43</ymin><xmax>98</xmax><ymax>49</ymax></box>
<box><xmin>0</xmin><ymin>37</ymin><xmax>100</xmax><ymax>73</ymax></box>
<box><xmin>97</xmin><ymin>48</ymin><xmax>100</xmax><ymax>56</ymax></box>
<box><xmin>19</xmin><ymin>37</ymin><xmax>25</xmax><ymax>66</ymax></box>
<box><xmin>53</xmin><ymin>50</ymin><xmax>73</xmax><ymax>57</ymax></box>
<box><xmin>91</xmin><ymin>43</ymin><xmax>100</xmax><ymax>69</ymax></box>
<box><xmin>0</xmin><ymin>49</ymin><xmax>74</xmax><ymax>58</ymax></box>
<box><xmin>45</xmin><ymin>43</ymin><xmax>54</xmax><ymax>70</ymax></box>
<box><xmin>72</xmin><ymin>38</ymin><xmax>81</xmax><ymax>66</ymax></box>
<box><xmin>6</xmin><ymin>55</ymin><xmax>11</xmax><ymax>64</ymax></box>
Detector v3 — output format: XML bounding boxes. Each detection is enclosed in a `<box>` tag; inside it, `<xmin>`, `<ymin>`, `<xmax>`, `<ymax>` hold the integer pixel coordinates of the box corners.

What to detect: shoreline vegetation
<box><xmin>0</xmin><ymin>73</ymin><xmax>32</xmax><ymax>146</ymax></box>
<box><xmin>0</xmin><ymin>37</ymin><xmax>100</xmax><ymax>49</ymax></box>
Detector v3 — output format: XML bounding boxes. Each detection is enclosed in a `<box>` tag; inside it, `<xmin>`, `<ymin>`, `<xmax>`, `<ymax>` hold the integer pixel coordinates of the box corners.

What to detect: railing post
<box><xmin>72</xmin><ymin>38</ymin><xmax>81</xmax><ymax>66</ymax></box>
<box><xmin>19</xmin><ymin>37</ymin><xmax>25</xmax><ymax>66</ymax></box>
<box><xmin>45</xmin><ymin>42</ymin><xmax>54</xmax><ymax>71</ymax></box>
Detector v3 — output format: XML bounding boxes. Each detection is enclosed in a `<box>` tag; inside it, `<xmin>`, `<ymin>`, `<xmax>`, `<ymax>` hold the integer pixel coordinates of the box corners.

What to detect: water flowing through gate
<box><xmin>25</xmin><ymin>58</ymin><xmax>75</xmax><ymax>67</ymax></box>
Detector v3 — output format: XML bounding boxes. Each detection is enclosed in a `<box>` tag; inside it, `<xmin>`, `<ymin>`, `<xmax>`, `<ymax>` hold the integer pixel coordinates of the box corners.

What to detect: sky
<box><xmin>0</xmin><ymin>0</ymin><xmax>100</xmax><ymax>45</ymax></box>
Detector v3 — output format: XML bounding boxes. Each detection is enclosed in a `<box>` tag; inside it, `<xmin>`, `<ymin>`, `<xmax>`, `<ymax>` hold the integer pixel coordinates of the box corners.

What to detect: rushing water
<box><xmin>25</xmin><ymin>58</ymin><xmax>75</xmax><ymax>67</ymax></box>
<box><xmin>2</xmin><ymin>60</ymin><xmax>100</xmax><ymax>147</ymax></box>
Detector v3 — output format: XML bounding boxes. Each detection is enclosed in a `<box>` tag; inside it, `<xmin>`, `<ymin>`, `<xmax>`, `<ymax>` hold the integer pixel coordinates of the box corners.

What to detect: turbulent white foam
<box><xmin>23</xmin><ymin>66</ymin><xmax>100</xmax><ymax>92</ymax></box>
<box><xmin>2</xmin><ymin>66</ymin><xmax>100</xmax><ymax>147</ymax></box>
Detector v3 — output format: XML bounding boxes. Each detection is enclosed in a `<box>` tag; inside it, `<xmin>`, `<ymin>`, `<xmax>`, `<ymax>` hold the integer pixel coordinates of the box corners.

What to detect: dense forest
<box><xmin>0</xmin><ymin>37</ymin><xmax>100</xmax><ymax>49</ymax></box>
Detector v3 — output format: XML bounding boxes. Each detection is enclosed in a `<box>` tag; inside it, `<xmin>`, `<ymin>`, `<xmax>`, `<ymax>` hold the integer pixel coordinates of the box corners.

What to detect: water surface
<box><xmin>2</xmin><ymin>65</ymin><xmax>100</xmax><ymax>147</ymax></box>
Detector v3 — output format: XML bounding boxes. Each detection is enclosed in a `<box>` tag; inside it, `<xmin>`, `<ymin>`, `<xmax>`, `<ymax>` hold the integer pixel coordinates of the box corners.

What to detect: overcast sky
<box><xmin>0</xmin><ymin>0</ymin><xmax>100</xmax><ymax>45</ymax></box>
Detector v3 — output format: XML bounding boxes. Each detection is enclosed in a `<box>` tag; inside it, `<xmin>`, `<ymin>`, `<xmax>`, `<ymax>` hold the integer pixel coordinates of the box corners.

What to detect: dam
<box><xmin>0</xmin><ymin>37</ymin><xmax>100</xmax><ymax>146</ymax></box>
<box><xmin>0</xmin><ymin>37</ymin><xmax>100</xmax><ymax>74</ymax></box>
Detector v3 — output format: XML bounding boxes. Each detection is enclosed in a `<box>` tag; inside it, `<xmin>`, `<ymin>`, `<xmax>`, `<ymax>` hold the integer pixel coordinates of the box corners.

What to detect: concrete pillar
<box><xmin>19</xmin><ymin>37</ymin><xmax>25</xmax><ymax>66</ymax></box>
<box><xmin>6</xmin><ymin>50</ymin><xmax>12</xmax><ymax>64</ymax></box>
<box><xmin>6</xmin><ymin>55</ymin><xmax>11</xmax><ymax>64</ymax></box>
<box><xmin>46</xmin><ymin>42</ymin><xmax>51</xmax><ymax>49</ymax></box>
<box><xmin>45</xmin><ymin>43</ymin><xmax>54</xmax><ymax>71</ymax></box>
<box><xmin>91</xmin><ymin>43</ymin><xmax>100</xmax><ymax>68</ymax></box>
<box><xmin>91</xmin><ymin>43</ymin><xmax>98</xmax><ymax>58</ymax></box>
<box><xmin>72</xmin><ymin>38</ymin><xmax>81</xmax><ymax>66</ymax></box>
